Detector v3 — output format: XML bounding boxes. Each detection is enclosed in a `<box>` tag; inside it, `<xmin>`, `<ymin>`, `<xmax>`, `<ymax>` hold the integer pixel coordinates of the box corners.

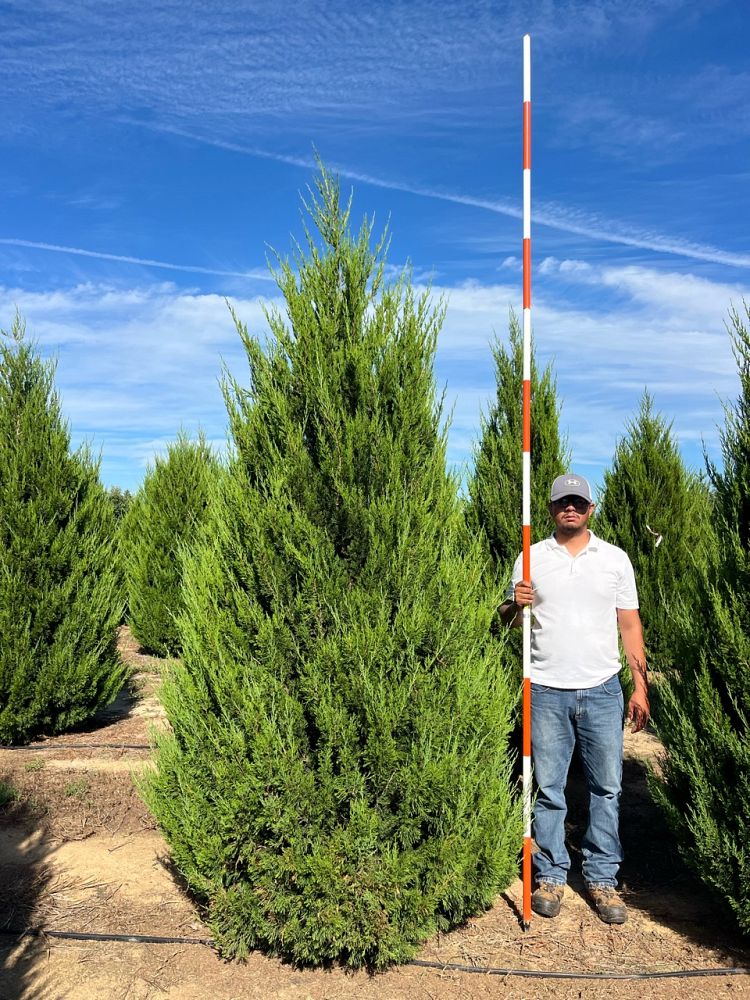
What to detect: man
<box><xmin>500</xmin><ymin>473</ymin><xmax>649</xmax><ymax>924</ymax></box>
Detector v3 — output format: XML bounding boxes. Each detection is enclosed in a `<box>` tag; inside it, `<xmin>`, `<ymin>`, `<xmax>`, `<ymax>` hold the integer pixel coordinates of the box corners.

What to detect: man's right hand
<box><xmin>514</xmin><ymin>580</ymin><xmax>534</xmax><ymax>606</ymax></box>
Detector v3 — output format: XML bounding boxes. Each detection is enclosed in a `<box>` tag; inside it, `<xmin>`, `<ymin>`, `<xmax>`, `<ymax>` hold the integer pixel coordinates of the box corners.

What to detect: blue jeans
<box><xmin>531</xmin><ymin>677</ymin><xmax>624</xmax><ymax>888</ymax></box>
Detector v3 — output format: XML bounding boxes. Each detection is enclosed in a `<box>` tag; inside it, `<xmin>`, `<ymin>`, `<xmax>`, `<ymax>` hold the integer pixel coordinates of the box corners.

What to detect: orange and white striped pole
<box><xmin>521</xmin><ymin>32</ymin><xmax>533</xmax><ymax>930</ymax></box>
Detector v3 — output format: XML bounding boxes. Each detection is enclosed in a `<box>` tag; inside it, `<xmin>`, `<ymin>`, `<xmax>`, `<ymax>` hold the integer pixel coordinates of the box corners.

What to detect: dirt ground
<box><xmin>1</xmin><ymin>629</ymin><xmax>749</xmax><ymax>999</ymax></box>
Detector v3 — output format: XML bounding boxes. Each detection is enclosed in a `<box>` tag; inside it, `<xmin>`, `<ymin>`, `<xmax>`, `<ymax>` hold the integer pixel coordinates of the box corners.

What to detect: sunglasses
<box><xmin>551</xmin><ymin>496</ymin><xmax>591</xmax><ymax>513</ymax></box>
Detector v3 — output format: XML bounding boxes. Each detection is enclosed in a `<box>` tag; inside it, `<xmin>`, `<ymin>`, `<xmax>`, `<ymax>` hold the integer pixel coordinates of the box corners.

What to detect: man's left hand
<box><xmin>626</xmin><ymin>691</ymin><xmax>650</xmax><ymax>733</ymax></box>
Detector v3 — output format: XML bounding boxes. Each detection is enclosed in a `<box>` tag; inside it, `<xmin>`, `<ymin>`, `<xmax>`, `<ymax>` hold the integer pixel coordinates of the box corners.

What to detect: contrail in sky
<box><xmin>0</xmin><ymin>238</ymin><xmax>273</xmax><ymax>280</ymax></box>
<box><xmin>149</xmin><ymin>124</ymin><xmax>750</xmax><ymax>271</ymax></box>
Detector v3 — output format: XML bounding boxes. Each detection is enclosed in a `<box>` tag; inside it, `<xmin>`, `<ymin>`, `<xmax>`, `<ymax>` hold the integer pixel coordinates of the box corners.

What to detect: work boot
<box><xmin>531</xmin><ymin>881</ymin><xmax>564</xmax><ymax>918</ymax></box>
<box><xmin>587</xmin><ymin>884</ymin><xmax>628</xmax><ymax>924</ymax></box>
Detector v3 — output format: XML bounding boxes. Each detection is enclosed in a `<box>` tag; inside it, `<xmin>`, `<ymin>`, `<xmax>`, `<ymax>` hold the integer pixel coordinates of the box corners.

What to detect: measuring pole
<box><xmin>521</xmin><ymin>32</ymin><xmax>533</xmax><ymax>930</ymax></box>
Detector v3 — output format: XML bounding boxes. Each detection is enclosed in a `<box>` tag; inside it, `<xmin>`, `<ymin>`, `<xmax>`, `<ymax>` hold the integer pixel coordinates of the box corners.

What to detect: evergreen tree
<box><xmin>108</xmin><ymin>486</ymin><xmax>134</xmax><ymax>522</ymax></box>
<box><xmin>143</xmin><ymin>173</ymin><xmax>521</xmax><ymax>968</ymax></box>
<box><xmin>123</xmin><ymin>432</ymin><xmax>219</xmax><ymax>656</ymax></box>
<box><xmin>467</xmin><ymin>314</ymin><xmax>569</xmax><ymax>575</ymax></box>
<box><xmin>597</xmin><ymin>391</ymin><xmax>713</xmax><ymax>674</ymax></box>
<box><xmin>0</xmin><ymin>316</ymin><xmax>125</xmax><ymax>744</ymax></box>
<box><xmin>650</xmin><ymin>303</ymin><xmax>750</xmax><ymax>933</ymax></box>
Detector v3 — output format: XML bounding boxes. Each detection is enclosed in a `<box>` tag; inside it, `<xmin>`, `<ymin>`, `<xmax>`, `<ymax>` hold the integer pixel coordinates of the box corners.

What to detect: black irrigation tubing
<box><xmin>0</xmin><ymin>928</ymin><xmax>748</xmax><ymax>980</ymax></box>
<box><xmin>1</xmin><ymin>928</ymin><xmax>214</xmax><ymax>947</ymax></box>
<box><xmin>1</xmin><ymin>743</ymin><xmax>151</xmax><ymax>751</ymax></box>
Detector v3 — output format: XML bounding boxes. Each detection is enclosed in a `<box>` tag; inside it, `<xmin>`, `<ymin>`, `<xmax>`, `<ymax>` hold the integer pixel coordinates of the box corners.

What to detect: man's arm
<box><xmin>617</xmin><ymin>608</ymin><xmax>650</xmax><ymax>732</ymax></box>
<box><xmin>499</xmin><ymin>581</ymin><xmax>534</xmax><ymax>627</ymax></box>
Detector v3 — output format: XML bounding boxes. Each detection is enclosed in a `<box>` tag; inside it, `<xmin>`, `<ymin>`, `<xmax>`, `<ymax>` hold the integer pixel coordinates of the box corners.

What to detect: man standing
<box><xmin>500</xmin><ymin>473</ymin><xmax>649</xmax><ymax>924</ymax></box>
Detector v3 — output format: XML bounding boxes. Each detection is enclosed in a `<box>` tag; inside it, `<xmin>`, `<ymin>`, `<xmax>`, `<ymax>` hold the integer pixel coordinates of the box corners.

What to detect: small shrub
<box><xmin>63</xmin><ymin>779</ymin><xmax>89</xmax><ymax>798</ymax></box>
<box><xmin>0</xmin><ymin>780</ymin><xmax>19</xmax><ymax>807</ymax></box>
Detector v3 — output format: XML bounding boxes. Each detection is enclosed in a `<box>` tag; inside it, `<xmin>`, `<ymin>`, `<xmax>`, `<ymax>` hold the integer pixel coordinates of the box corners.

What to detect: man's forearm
<box><xmin>618</xmin><ymin>611</ymin><xmax>648</xmax><ymax>692</ymax></box>
<box><xmin>623</xmin><ymin>630</ymin><xmax>648</xmax><ymax>691</ymax></box>
<box><xmin>625</xmin><ymin>647</ymin><xmax>648</xmax><ymax>692</ymax></box>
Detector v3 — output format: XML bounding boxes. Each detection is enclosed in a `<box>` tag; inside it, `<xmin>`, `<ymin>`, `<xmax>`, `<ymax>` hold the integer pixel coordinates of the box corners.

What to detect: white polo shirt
<box><xmin>507</xmin><ymin>530</ymin><xmax>639</xmax><ymax>689</ymax></box>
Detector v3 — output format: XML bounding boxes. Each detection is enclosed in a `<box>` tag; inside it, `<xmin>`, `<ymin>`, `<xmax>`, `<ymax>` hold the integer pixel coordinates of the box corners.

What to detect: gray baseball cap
<box><xmin>550</xmin><ymin>473</ymin><xmax>593</xmax><ymax>503</ymax></box>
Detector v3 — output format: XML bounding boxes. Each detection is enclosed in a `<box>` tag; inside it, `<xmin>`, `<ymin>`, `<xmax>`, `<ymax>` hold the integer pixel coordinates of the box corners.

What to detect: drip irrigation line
<box><xmin>1</xmin><ymin>928</ymin><xmax>213</xmax><ymax>946</ymax></box>
<box><xmin>409</xmin><ymin>958</ymin><xmax>750</xmax><ymax>980</ymax></box>
<box><xmin>0</xmin><ymin>928</ymin><xmax>747</xmax><ymax>979</ymax></box>
<box><xmin>1</xmin><ymin>743</ymin><xmax>151</xmax><ymax>751</ymax></box>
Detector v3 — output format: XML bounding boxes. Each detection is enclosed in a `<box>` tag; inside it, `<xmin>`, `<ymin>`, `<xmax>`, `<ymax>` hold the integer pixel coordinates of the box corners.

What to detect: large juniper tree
<box><xmin>123</xmin><ymin>432</ymin><xmax>219</xmax><ymax>656</ymax></box>
<box><xmin>650</xmin><ymin>303</ymin><xmax>750</xmax><ymax>933</ymax></box>
<box><xmin>467</xmin><ymin>314</ymin><xmax>568</xmax><ymax>575</ymax></box>
<box><xmin>144</xmin><ymin>173</ymin><xmax>521</xmax><ymax>968</ymax></box>
<box><xmin>0</xmin><ymin>316</ymin><xmax>125</xmax><ymax>744</ymax></box>
<box><xmin>597</xmin><ymin>391</ymin><xmax>713</xmax><ymax>674</ymax></box>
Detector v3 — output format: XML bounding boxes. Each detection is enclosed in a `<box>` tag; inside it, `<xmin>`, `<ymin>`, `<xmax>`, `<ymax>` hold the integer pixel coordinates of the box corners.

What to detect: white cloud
<box><xmin>2</xmin><ymin>258</ymin><xmax>746</xmax><ymax>492</ymax></box>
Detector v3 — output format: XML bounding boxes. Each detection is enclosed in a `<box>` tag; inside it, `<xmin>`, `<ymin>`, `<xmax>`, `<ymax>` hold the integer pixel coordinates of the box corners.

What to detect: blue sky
<box><xmin>1</xmin><ymin>0</ymin><xmax>748</xmax><ymax>497</ymax></box>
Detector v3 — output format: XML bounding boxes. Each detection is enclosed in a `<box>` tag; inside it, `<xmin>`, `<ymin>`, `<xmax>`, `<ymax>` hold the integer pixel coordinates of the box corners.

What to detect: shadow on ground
<box><xmin>0</xmin><ymin>773</ymin><xmax>63</xmax><ymax>999</ymax></box>
<box><xmin>563</xmin><ymin>748</ymin><xmax>750</xmax><ymax>963</ymax></box>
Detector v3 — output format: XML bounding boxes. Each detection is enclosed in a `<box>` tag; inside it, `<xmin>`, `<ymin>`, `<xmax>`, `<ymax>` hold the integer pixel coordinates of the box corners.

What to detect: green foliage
<box><xmin>0</xmin><ymin>779</ymin><xmax>18</xmax><ymax>807</ymax></box>
<box><xmin>467</xmin><ymin>314</ymin><xmax>569</xmax><ymax>574</ymax></box>
<box><xmin>143</xmin><ymin>171</ymin><xmax>521</xmax><ymax>969</ymax></box>
<box><xmin>123</xmin><ymin>432</ymin><xmax>220</xmax><ymax>656</ymax></box>
<box><xmin>63</xmin><ymin>778</ymin><xmax>89</xmax><ymax>797</ymax></box>
<box><xmin>650</xmin><ymin>303</ymin><xmax>750</xmax><ymax>935</ymax></box>
<box><xmin>597</xmin><ymin>391</ymin><xmax>714</xmax><ymax>674</ymax></box>
<box><xmin>108</xmin><ymin>486</ymin><xmax>134</xmax><ymax>522</ymax></box>
<box><xmin>0</xmin><ymin>316</ymin><xmax>125</xmax><ymax>745</ymax></box>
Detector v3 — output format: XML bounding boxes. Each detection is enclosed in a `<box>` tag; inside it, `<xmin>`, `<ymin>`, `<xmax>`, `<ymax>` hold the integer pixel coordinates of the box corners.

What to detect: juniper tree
<box><xmin>467</xmin><ymin>314</ymin><xmax>568</xmax><ymax>575</ymax></box>
<box><xmin>650</xmin><ymin>303</ymin><xmax>750</xmax><ymax>934</ymax></box>
<box><xmin>123</xmin><ymin>432</ymin><xmax>219</xmax><ymax>656</ymax></box>
<box><xmin>0</xmin><ymin>316</ymin><xmax>125</xmax><ymax>744</ymax></box>
<box><xmin>143</xmin><ymin>172</ymin><xmax>521</xmax><ymax>968</ymax></box>
<box><xmin>597</xmin><ymin>391</ymin><xmax>713</xmax><ymax>674</ymax></box>
<box><xmin>108</xmin><ymin>486</ymin><xmax>133</xmax><ymax>522</ymax></box>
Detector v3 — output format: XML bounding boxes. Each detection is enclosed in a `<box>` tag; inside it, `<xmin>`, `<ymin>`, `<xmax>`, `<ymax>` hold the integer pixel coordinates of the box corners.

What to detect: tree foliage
<box><xmin>108</xmin><ymin>486</ymin><xmax>134</xmax><ymax>522</ymax></box>
<box><xmin>0</xmin><ymin>316</ymin><xmax>125</xmax><ymax>744</ymax></box>
<box><xmin>123</xmin><ymin>432</ymin><xmax>219</xmax><ymax>656</ymax></box>
<box><xmin>596</xmin><ymin>391</ymin><xmax>714</xmax><ymax>674</ymax></box>
<box><xmin>650</xmin><ymin>303</ymin><xmax>750</xmax><ymax>934</ymax></box>
<box><xmin>143</xmin><ymin>172</ymin><xmax>521</xmax><ymax>968</ymax></box>
<box><xmin>467</xmin><ymin>314</ymin><xmax>568</xmax><ymax>575</ymax></box>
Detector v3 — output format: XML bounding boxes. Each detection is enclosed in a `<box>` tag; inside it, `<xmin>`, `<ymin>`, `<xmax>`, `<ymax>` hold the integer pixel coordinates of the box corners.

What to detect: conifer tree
<box><xmin>123</xmin><ymin>432</ymin><xmax>219</xmax><ymax>656</ymax></box>
<box><xmin>650</xmin><ymin>303</ymin><xmax>750</xmax><ymax>933</ymax></box>
<box><xmin>108</xmin><ymin>486</ymin><xmax>133</xmax><ymax>522</ymax></box>
<box><xmin>143</xmin><ymin>173</ymin><xmax>521</xmax><ymax>968</ymax></box>
<box><xmin>597</xmin><ymin>391</ymin><xmax>713</xmax><ymax>674</ymax></box>
<box><xmin>467</xmin><ymin>315</ymin><xmax>568</xmax><ymax>575</ymax></box>
<box><xmin>0</xmin><ymin>316</ymin><xmax>125</xmax><ymax>744</ymax></box>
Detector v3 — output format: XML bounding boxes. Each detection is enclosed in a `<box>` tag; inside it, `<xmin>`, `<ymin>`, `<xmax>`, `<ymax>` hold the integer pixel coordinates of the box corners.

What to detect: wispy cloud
<box><xmin>145</xmin><ymin>126</ymin><xmax>750</xmax><ymax>271</ymax></box>
<box><xmin>2</xmin><ymin>255</ymin><xmax>744</xmax><ymax>492</ymax></box>
<box><xmin>0</xmin><ymin>238</ymin><xmax>272</xmax><ymax>281</ymax></box>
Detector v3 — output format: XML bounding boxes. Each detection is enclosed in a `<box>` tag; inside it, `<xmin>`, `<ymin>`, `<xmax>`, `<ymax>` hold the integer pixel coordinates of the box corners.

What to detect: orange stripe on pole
<box><xmin>523</xmin><ymin>839</ymin><xmax>532</xmax><ymax>915</ymax></box>
<box><xmin>523</xmin><ymin>102</ymin><xmax>531</xmax><ymax>168</ymax></box>
<box><xmin>523</xmin><ymin>239</ymin><xmax>531</xmax><ymax>308</ymax></box>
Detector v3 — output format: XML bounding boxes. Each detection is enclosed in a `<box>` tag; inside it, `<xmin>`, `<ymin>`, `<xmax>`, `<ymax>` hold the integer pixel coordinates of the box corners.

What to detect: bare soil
<box><xmin>1</xmin><ymin>628</ymin><xmax>749</xmax><ymax>999</ymax></box>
